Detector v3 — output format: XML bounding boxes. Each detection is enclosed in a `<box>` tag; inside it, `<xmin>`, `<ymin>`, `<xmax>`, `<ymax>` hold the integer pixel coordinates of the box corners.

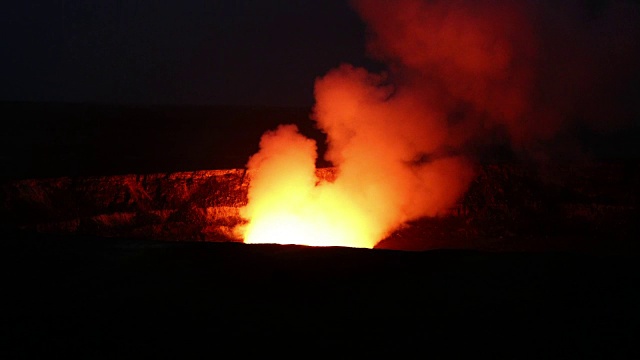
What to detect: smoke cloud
<box><xmin>352</xmin><ymin>0</ymin><xmax>640</xmax><ymax>157</ymax></box>
<box><xmin>237</xmin><ymin>0</ymin><xmax>640</xmax><ymax>248</ymax></box>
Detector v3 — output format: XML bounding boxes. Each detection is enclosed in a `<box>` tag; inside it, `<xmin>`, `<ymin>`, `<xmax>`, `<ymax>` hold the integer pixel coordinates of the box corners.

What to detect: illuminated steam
<box><xmin>236</xmin><ymin>0</ymin><xmax>640</xmax><ymax>248</ymax></box>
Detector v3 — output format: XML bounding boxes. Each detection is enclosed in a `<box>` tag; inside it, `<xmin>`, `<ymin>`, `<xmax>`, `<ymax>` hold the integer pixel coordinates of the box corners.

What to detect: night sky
<box><xmin>1</xmin><ymin>0</ymin><xmax>639</xmax><ymax>178</ymax></box>
<box><xmin>1</xmin><ymin>0</ymin><xmax>377</xmax><ymax>106</ymax></box>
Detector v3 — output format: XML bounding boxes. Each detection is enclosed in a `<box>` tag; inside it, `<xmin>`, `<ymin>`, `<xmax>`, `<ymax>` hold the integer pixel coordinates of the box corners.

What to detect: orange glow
<box><xmin>235</xmin><ymin>125</ymin><xmax>379</xmax><ymax>248</ymax></box>
<box><xmin>235</xmin><ymin>65</ymin><xmax>474</xmax><ymax>249</ymax></box>
<box><xmin>240</xmin><ymin>184</ymin><xmax>374</xmax><ymax>248</ymax></box>
<box><xmin>235</xmin><ymin>0</ymin><xmax>638</xmax><ymax>249</ymax></box>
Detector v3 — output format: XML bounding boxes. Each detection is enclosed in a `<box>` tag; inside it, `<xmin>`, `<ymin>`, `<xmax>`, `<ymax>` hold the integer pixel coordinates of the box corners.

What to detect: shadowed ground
<box><xmin>2</xmin><ymin>229</ymin><xmax>638</xmax><ymax>357</ymax></box>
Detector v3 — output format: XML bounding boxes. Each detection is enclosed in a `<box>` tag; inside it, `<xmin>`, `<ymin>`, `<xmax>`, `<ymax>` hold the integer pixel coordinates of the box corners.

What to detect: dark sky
<box><xmin>1</xmin><ymin>0</ymin><xmax>375</xmax><ymax>106</ymax></box>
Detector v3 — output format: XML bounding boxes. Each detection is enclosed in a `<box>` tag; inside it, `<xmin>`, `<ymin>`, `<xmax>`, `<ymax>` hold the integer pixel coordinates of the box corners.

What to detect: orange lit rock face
<box><xmin>2</xmin><ymin>163</ymin><xmax>637</xmax><ymax>252</ymax></box>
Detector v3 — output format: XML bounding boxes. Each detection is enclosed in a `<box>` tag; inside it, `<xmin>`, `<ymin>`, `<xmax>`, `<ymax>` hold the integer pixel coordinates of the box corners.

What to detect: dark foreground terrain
<box><xmin>2</xmin><ymin>229</ymin><xmax>638</xmax><ymax>357</ymax></box>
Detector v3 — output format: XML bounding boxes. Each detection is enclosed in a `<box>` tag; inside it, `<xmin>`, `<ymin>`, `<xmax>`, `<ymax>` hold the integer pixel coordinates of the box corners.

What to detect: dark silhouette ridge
<box><xmin>2</xmin><ymin>102</ymin><xmax>638</xmax><ymax>180</ymax></box>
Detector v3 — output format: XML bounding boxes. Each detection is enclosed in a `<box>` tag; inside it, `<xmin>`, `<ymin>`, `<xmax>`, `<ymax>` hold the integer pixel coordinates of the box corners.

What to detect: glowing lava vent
<box><xmin>236</xmin><ymin>125</ymin><xmax>376</xmax><ymax>248</ymax></box>
<box><xmin>234</xmin><ymin>66</ymin><xmax>474</xmax><ymax>249</ymax></box>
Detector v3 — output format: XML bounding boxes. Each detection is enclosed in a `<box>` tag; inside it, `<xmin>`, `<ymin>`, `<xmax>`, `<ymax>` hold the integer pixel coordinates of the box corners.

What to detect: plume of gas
<box><xmin>237</xmin><ymin>124</ymin><xmax>380</xmax><ymax>248</ymax></box>
<box><xmin>236</xmin><ymin>65</ymin><xmax>474</xmax><ymax>248</ymax></box>
<box><xmin>353</xmin><ymin>0</ymin><xmax>640</xmax><ymax>155</ymax></box>
<box><xmin>236</xmin><ymin>0</ymin><xmax>640</xmax><ymax>248</ymax></box>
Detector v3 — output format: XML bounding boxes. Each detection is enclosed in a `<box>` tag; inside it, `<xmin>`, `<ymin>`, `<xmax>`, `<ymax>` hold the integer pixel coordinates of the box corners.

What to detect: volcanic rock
<box><xmin>1</xmin><ymin>164</ymin><xmax>638</xmax><ymax>252</ymax></box>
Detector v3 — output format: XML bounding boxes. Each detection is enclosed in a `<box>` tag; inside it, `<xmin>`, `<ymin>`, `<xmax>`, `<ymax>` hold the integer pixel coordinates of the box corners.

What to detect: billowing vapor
<box><xmin>238</xmin><ymin>66</ymin><xmax>475</xmax><ymax>248</ymax></box>
<box><xmin>236</xmin><ymin>0</ymin><xmax>640</xmax><ymax>248</ymax></box>
<box><xmin>353</xmin><ymin>0</ymin><xmax>640</xmax><ymax>155</ymax></box>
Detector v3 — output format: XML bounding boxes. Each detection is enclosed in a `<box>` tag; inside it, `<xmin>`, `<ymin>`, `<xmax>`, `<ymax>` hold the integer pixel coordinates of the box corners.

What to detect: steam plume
<box><xmin>236</xmin><ymin>0</ymin><xmax>640</xmax><ymax>248</ymax></box>
<box><xmin>353</xmin><ymin>0</ymin><xmax>640</xmax><ymax>156</ymax></box>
